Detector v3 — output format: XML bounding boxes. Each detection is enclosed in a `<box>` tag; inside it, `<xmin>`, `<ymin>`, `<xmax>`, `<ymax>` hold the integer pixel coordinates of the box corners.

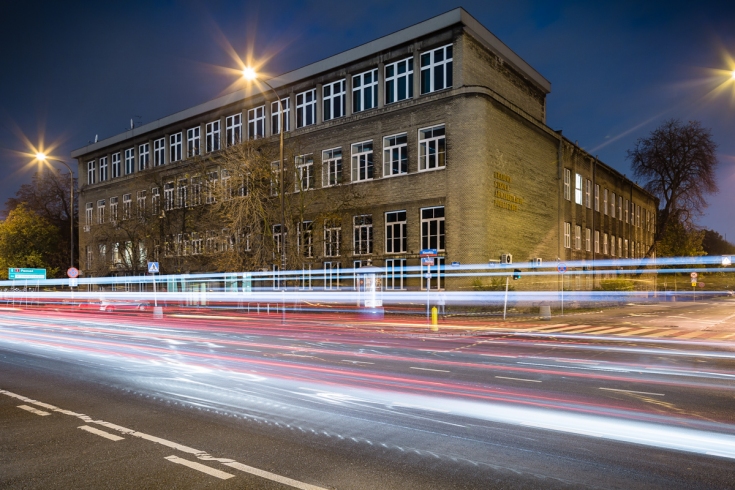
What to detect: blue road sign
<box><xmin>147</xmin><ymin>262</ymin><xmax>160</xmax><ymax>273</ymax></box>
<box><xmin>557</xmin><ymin>263</ymin><xmax>567</xmax><ymax>274</ymax></box>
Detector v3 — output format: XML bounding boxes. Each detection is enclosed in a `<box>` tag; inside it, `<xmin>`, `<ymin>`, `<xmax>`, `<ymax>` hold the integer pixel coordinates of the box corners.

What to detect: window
<box><xmin>97</xmin><ymin>199</ymin><xmax>105</xmax><ymax>224</ymax></box>
<box><xmin>322</xmin><ymin>148</ymin><xmax>342</xmax><ymax>187</ymax></box>
<box><xmin>111</xmin><ymin>153</ymin><xmax>121</xmax><ymax>179</ymax></box>
<box><xmin>352</xmin><ymin>69</ymin><xmax>378</xmax><ymax>113</ymax></box>
<box><xmin>226</xmin><ymin>114</ymin><xmax>241</xmax><ymax>146</ymax></box>
<box><xmin>139</xmin><ymin>143</ymin><xmax>149</xmax><ymax>171</ymax></box>
<box><xmin>385</xmin><ymin>211</ymin><xmax>407</xmax><ymax>254</ymax></box>
<box><xmin>563</xmin><ymin>168</ymin><xmax>571</xmax><ymax>200</ymax></box>
<box><xmin>206</xmin><ymin>171</ymin><xmax>218</xmax><ymax>204</ymax></box>
<box><xmin>98</xmin><ymin>244</ymin><xmax>107</xmax><ymax>264</ymax></box>
<box><xmin>351</xmin><ymin>141</ymin><xmax>374</xmax><ymax>182</ymax></box>
<box><xmin>124</xmin><ymin>148</ymin><xmax>135</xmax><ymax>175</ymax></box>
<box><xmin>353</xmin><ymin>215</ymin><xmax>373</xmax><ymax>255</ymax></box>
<box><xmin>99</xmin><ymin>157</ymin><xmax>108</xmax><ymax>182</ymax></box>
<box><xmin>585</xmin><ymin>179</ymin><xmax>591</xmax><ymax>208</ymax></box>
<box><xmin>624</xmin><ymin>199</ymin><xmax>629</xmax><ymax>223</ymax></box>
<box><xmin>594</xmin><ymin>230</ymin><xmax>600</xmax><ymax>253</ymax></box>
<box><xmin>122</xmin><ymin>194</ymin><xmax>131</xmax><ymax>220</ymax></box>
<box><xmin>87</xmin><ymin>160</ymin><xmax>96</xmax><ymax>185</ymax></box>
<box><xmin>636</xmin><ymin>205</ymin><xmax>640</xmax><ymax>227</ymax></box>
<box><xmin>170</xmin><ymin>132</ymin><xmax>182</xmax><ymax>162</ymax></box>
<box><xmin>418</xmin><ymin>124</ymin><xmax>446</xmax><ymax>171</ymax></box>
<box><xmin>206</xmin><ymin>121</ymin><xmax>220</xmax><ymax>152</ymax></box>
<box><xmin>271</xmin><ymin>99</ymin><xmax>291</xmax><ymax>134</ymax></box>
<box><xmin>151</xmin><ymin>188</ymin><xmax>159</xmax><ymax>215</ymax></box>
<box><xmin>272</xmin><ymin>224</ymin><xmax>283</xmax><ymax>257</ymax></box>
<box><xmin>385</xmin><ymin>258</ymin><xmax>406</xmax><ymax>290</ymax></box>
<box><xmin>610</xmin><ymin>192</ymin><xmax>616</xmax><ymax>218</ymax></box>
<box><xmin>611</xmin><ymin>235</ymin><xmax>616</xmax><ymax>256</ymax></box>
<box><xmin>298</xmin><ymin>221</ymin><xmax>313</xmax><ymax>258</ymax></box>
<box><xmin>187</xmin><ymin>127</ymin><xmax>200</xmax><ymax>157</ymax></box>
<box><xmin>383</xmin><ymin>133</ymin><xmax>408</xmax><ymax>176</ymax></box>
<box><xmin>154</xmin><ymin>138</ymin><xmax>165</xmax><ymax>166</ymax></box>
<box><xmin>594</xmin><ymin>184</ymin><xmax>600</xmax><ymax>211</ymax></box>
<box><xmin>86</xmin><ymin>246</ymin><xmax>92</xmax><ymax>269</ymax></box>
<box><xmin>163</xmin><ymin>183</ymin><xmax>174</xmax><ymax>211</ymax></box>
<box><xmin>618</xmin><ymin>237</ymin><xmax>622</xmax><ymax>257</ymax></box>
<box><xmin>624</xmin><ymin>239</ymin><xmax>629</xmax><ymax>258</ymax></box>
<box><xmin>85</xmin><ymin>203</ymin><xmax>93</xmax><ymax>226</ymax></box>
<box><xmin>574</xmin><ymin>174</ymin><xmax>583</xmax><ymax>204</ymax></box>
<box><xmin>618</xmin><ymin>196</ymin><xmax>622</xmax><ymax>221</ymax></box>
<box><xmin>585</xmin><ymin>228</ymin><xmax>591</xmax><ymax>252</ymax></box>
<box><xmin>191</xmin><ymin>232</ymin><xmax>203</xmax><ymax>255</ymax></box>
<box><xmin>324</xmin><ymin>220</ymin><xmax>341</xmax><ymax>257</ymax></box>
<box><xmin>296</xmin><ymin>89</ymin><xmax>316</xmax><ymax>128</ymax></box>
<box><xmin>574</xmin><ymin>225</ymin><xmax>581</xmax><ymax>250</ymax></box>
<box><xmin>137</xmin><ymin>190</ymin><xmax>146</xmax><ymax>217</ymax></box>
<box><xmin>247</xmin><ymin>106</ymin><xmax>265</xmax><ymax>139</ymax></box>
<box><xmin>322</xmin><ymin>79</ymin><xmax>345</xmax><ymax>121</ymax></box>
<box><xmin>324</xmin><ymin>261</ymin><xmax>341</xmax><ymax>290</ymax></box>
<box><xmin>604</xmin><ymin>188</ymin><xmax>608</xmax><ymax>215</ymax></box>
<box><xmin>191</xmin><ymin>176</ymin><xmax>202</xmax><ymax>206</ymax></box>
<box><xmin>177</xmin><ymin>179</ymin><xmax>187</xmax><ymax>208</ymax></box>
<box><xmin>420</xmin><ymin>44</ymin><xmax>453</xmax><ymax>94</ymax></box>
<box><xmin>221</xmin><ymin>170</ymin><xmax>232</xmax><ymax>199</ymax></box>
<box><xmin>385</xmin><ymin>57</ymin><xmax>413</xmax><ymax>104</ymax></box>
<box><xmin>603</xmin><ymin>233</ymin><xmax>609</xmax><ymax>254</ymax></box>
<box><xmin>295</xmin><ymin>154</ymin><xmax>314</xmax><ymax>191</ymax></box>
<box><xmin>421</xmin><ymin>206</ymin><xmax>445</xmax><ymax>251</ymax></box>
<box><xmin>110</xmin><ymin>196</ymin><xmax>118</xmax><ymax>221</ymax></box>
<box><xmin>564</xmin><ymin>222</ymin><xmax>571</xmax><ymax>249</ymax></box>
<box><xmin>271</xmin><ymin>162</ymin><xmax>280</xmax><ymax>196</ymax></box>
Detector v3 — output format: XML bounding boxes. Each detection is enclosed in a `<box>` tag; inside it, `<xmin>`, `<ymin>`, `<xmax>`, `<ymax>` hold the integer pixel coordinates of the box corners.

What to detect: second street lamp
<box><xmin>35</xmin><ymin>153</ymin><xmax>75</xmax><ymax>273</ymax></box>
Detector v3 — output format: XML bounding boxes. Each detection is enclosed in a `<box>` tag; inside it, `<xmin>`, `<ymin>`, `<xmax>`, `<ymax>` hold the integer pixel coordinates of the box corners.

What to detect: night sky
<box><xmin>2</xmin><ymin>1</ymin><xmax>734</xmax><ymax>237</ymax></box>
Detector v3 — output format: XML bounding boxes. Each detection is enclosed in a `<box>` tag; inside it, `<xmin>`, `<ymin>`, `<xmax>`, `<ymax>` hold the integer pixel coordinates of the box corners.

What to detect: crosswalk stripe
<box><xmin>712</xmin><ymin>332</ymin><xmax>735</xmax><ymax>339</ymax></box>
<box><xmin>617</xmin><ymin>328</ymin><xmax>656</xmax><ymax>336</ymax></box>
<box><xmin>540</xmin><ymin>325</ymin><xmax>589</xmax><ymax>333</ymax></box>
<box><xmin>676</xmin><ymin>331</ymin><xmax>706</xmax><ymax>339</ymax></box>
<box><xmin>585</xmin><ymin>327</ymin><xmax>631</xmax><ymax>335</ymax></box>
<box><xmin>642</xmin><ymin>330</ymin><xmax>675</xmax><ymax>337</ymax></box>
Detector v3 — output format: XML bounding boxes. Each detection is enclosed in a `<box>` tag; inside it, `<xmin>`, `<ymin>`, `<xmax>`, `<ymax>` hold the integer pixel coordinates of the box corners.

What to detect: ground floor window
<box><xmin>324</xmin><ymin>262</ymin><xmax>340</xmax><ymax>290</ymax></box>
<box><xmin>385</xmin><ymin>258</ymin><xmax>406</xmax><ymax>290</ymax></box>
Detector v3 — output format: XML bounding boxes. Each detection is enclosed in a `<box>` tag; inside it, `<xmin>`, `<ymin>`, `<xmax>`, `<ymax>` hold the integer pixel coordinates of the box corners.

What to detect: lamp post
<box><xmin>243</xmin><ymin>67</ymin><xmax>286</xmax><ymax>277</ymax></box>
<box><xmin>36</xmin><ymin>153</ymin><xmax>75</xmax><ymax>272</ymax></box>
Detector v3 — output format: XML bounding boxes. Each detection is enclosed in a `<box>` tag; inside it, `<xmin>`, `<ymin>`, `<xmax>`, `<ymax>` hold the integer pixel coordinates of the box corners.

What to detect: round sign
<box><xmin>690</xmin><ymin>272</ymin><xmax>698</xmax><ymax>279</ymax></box>
<box><xmin>557</xmin><ymin>263</ymin><xmax>567</xmax><ymax>274</ymax></box>
<box><xmin>67</xmin><ymin>267</ymin><xmax>79</xmax><ymax>278</ymax></box>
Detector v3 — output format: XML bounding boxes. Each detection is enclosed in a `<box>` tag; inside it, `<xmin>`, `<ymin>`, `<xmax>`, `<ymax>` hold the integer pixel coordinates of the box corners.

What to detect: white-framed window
<box><xmin>604</xmin><ymin>188</ymin><xmax>609</xmax><ymax>215</ymax></box>
<box><xmin>124</xmin><ymin>148</ymin><xmax>135</xmax><ymax>175</ymax></box>
<box><xmin>352</xmin><ymin>69</ymin><xmax>378</xmax><ymax>113</ymax></box>
<box><xmin>187</xmin><ymin>126</ymin><xmax>200</xmax><ymax>157</ymax></box>
<box><xmin>385</xmin><ymin>210</ymin><xmax>407</xmax><ymax>254</ymax></box>
<box><xmin>111</xmin><ymin>152</ymin><xmax>121</xmax><ymax>179</ymax></box>
<box><xmin>594</xmin><ymin>184</ymin><xmax>600</xmax><ymax>211</ymax></box>
<box><xmin>575</xmin><ymin>173</ymin><xmax>583</xmax><ymax>205</ymax></box>
<box><xmin>170</xmin><ymin>132</ymin><xmax>182</xmax><ymax>162</ymax></box>
<box><xmin>324</xmin><ymin>261</ymin><xmax>341</xmax><ymax>290</ymax></box>
<box><xmin>97</xmin><ymin>199</ymin><xmax>105</xmax><ymax>224</ymax></box>
<box><xmin>564</xmin><ymin>222</ymin><xmax>571</xmax><ymax>249</ymax></box>
<box><xmin>122</xmin><ymin>194</ymin><xmax>131</xmax><ymax>220</ymax></box>
<box><xmin>226</xmin><ymin>114</ymin><xmax>242</xmax><ymax>146</ymax></box>
<box><xmin>603</xmin><ymin>233</ymin><xmax>609</xmax><ymax>255</ymax></box>
<box><xmin>247</xmin><ymin>106</ymin><xmax>265</xmax><ymax>139</ymax></box>
<box><xmin>110</xmin><ymin>196</ymin><xmax>118</xmax><ymax>221</ymax></box>
<box><xmin>617</xmin><ymin>196</ymin><xmax>622</xmax><ymax>220</ymax></box>
<box><xmin>191</xmin><ymin>232</ymin><xmax>203</xmax><ymax>255</ymax></box>
<box><xmin>636</xmin><ymin>205</ymin><xmax>640</xmax><ymax>227</ymax></box>
<box><xmin>300</xmin><ymin>264</ymin><xmax>313</xmax><ymax>290</ymax></box>
<box><xmin>322</xmin><ymin>148</ymin><xmax>342</xmax><ymax>187</ymax></box>
<box><xmin>271</xmin><ymin>98</ymin><xmax>291</xmax><ymax>134</ymax></box>
<box><xmin>618</xmin><ymin>236</ymin><xmax>623</xmax><ymax>257</ymax></box>
<box><xmin>295</xmin><ymin>154</ymin><xmax>314</xmax><ymax>191</ymax></box>
<box><xmin>594</xmin><ymin>230</ymin><xmax>600</xmax><ymax>253</ymax></box>
<box><xmin>296</xmin><ymin>89</ymin><xmax>316</xmax><ymax>128</ymax></box>
<box><xmin>420</xmin><ymin>44</ymin><xmax>453</xmax><ymax>94</ymax></box>
<box><xmin>421</xmin><ymin>206</ymin><xmax>445</xmax><ymax>251</ymax></box>
<box><xmin>611</xmin><ymin>192</ymin><xmax>616</xmax><ymax>218</ymax></box>
<box><xmin>624</xmin><ymin>238</ymin><xmax>629</xmax><ymax>258</ymax></box>
<box><xmin>351</xmin><ymin>141</ymin><xmax>374</xmax><ymax>182</ymax></box>
<box><xmin>418</xmin><ymin>124</ymin><xmax>445</xmax><ymax>171</ymax></box>
<box><xmin>138</xmin><ymin>143</ymin><xmax>149</xmax><ymax>171</ymax></box>
<box><xmin>624</xmin><ymin>199</ymin><xmax>629</xmax><ymax>223</ymax></box>
<box><xmin>85</xmin><ymin>202</ymin><xmax>93</xmax><ymax>226</ymax></box>
<box><xmin>383</xmin><ymin>133</ymin><xmax>408</xmax><ymax>176</ymax></box>
<box><xmin>574</xmin><ymin>225</ymin><xmax>581</xmax><ymax>250</ymax></box>
<box><xmin>585</xmin><ymin>227</ymin><xmax>591</xmax><ymax>252</ymax></box>
<box><xmin>177</xmin><ymin>179</ymin><xmax>187</xmax><ymax>208</ymax></box>
<box><xmin>298</xmin><ymin>221</ymin><xmax>313</xmax><ymax>258</ymax></box>
<box><xmin>99</xmin><ymin>156</ymin><xmax>108</xmax><ymax>182</ymax></box>
<box><xmin>563</xmin><ymin>169</ymin><xmax>571</xmax><ymax>201</ymax></box>
<box><xmin>611</xmin><ymin>235</ymin><xmax>616</xmax><ymax>256</ymax></box>
<box><xmin>324</xmin><ymin>220</ymin><xmax>341</xmax><ymax>257</ymax></box>
<box><xmin>353</xmin><ymin>215</ymin><xmax>373</xmax><ymax>255</ymax></box>
<box><xmin>585</xmin><ymin>179</ymin><xmax>592</xmax><ymax>208</ymax></box>
<box><xmin>207</xmin><ymin>170</ymin><xmax>218</xmax><ymax>204</ymax></box>
<box><xmin>206</xmin><ymin>121</ymin><xmax>220</xmax><ymax>152</ymax></box>
<box><xmin>221</xmin><ymin>170</ymin><xmax>232</xmax><ymax>200</ymax></box>
<box><xmin>322</xmin><ymin>79</ymin><xmax>345</xmax><ymax>121</ymax></box>
<box><xmin>163</xmin><ymin>183</ymin><xmax>174</xmax><ymax>211</ymax></box>
<box><xmin>154</xmin><ymin>138</ymin><xmax>165</xmax><ymax>166</ymax></box>
<box><xmin>98</xmin><ymin>244</ymin><xmax>107</xmax><ymax>264</ymax></box>
<box><xmin>385</xmin><ymin>258</ymin><xmax>406</xmax><ymax>290</ymax></box>
<box><xmin>191</xmin><ymin>176</ymin><xmax>202</xmax><ymax>206</ymax></box>
<box><xmin>272</xmin><ymin>224</ymin><xmax>283</xmax><ymax>257</ymax></box>
<box><xmin>385</xmin><ymin>57</ymin><xmax>413</xmax><ymax>104</ymax></box>
<box><xmin>151</xmin><ymin>188</ymin><xmax>159</xmax><ymax>216</ymax></box>
<box><xmin>137</xmin><ymin>190</ymin><xmax>146</xmax><ymax>217</ymax></box>
<box><xmin>87</xmin><ymin>160</ymin><xmax>96</xmax><ymax>185</ymax></box>
<box><xmin>86</xmin><ymin>246</ymin><xmax>92</xmax><ymax>269</ymax></box>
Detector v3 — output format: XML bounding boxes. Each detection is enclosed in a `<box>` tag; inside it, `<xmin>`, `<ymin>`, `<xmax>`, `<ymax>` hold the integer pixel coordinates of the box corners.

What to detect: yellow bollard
<box><xmin>431</xmin><ymin>306</ymin><xmax>438</xmax><ymax>331</ymax></box>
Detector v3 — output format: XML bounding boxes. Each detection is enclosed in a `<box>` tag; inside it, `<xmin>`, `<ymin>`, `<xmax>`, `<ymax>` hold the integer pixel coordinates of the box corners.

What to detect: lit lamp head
<box><xmin>36</xmin><ymin>152</ymin><xmax>47</xmax><ymax>162</ymax></box>
<box><xmin>242</xmin><ymin>66</ymin><xmax>257</xmax><ymax>81</ymax></box>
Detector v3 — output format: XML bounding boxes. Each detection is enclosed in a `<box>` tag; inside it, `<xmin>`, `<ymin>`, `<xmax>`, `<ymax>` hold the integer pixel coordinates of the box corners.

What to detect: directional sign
<box><xmin>67</xmin><ymin>267</ymin><xmax>79</xmax><ymax>278</ymax></box>
<box><xmin>690</xmin><ymin>272</ymin><xmax>698</xmax><ymax>279</ymax></box>
<box><xmin>557</xmin><ymin>263</ymin><xmax>567</xmax><ymax>274</ymax></box>
<box><xmin>8</xmin><ymin>268</ymin><xmax>46</xmax><ymax>280</ymax></box>
<box><xmin>420</xmin><ymin>249</ymin><xmax>438</xmax><ymax>257</ymax></box>
<box><xmin>69</xmin><ymin>278</ymin><xmax>78</xmax><ymax>287</ymax></box>
<box><xmin>147</xmin><ymin>262</ymin><xmax>160</xmax><ymax>273</ymax></box>
<box><xmin>421</xmin><ymin>257</ymin><xmax>435</xmax><ymax>266</ymax></box>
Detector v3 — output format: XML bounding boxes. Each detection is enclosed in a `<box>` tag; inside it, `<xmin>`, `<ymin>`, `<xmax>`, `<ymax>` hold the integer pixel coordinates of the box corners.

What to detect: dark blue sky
<box><xmin>2</xmin><ymin>1</ymin><xmax>734</xmax><ymax>237</ymax></box>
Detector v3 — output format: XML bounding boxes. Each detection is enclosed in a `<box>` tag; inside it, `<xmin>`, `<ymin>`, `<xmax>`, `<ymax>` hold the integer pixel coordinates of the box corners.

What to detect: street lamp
<box><xmin>36</xmin><ymin>153</ymin><xmax>75</xmax><ymax>272</ymax></box>
<box><xmin>243</xmin><ymin>67</ymin><xmax>286</xmax><ymax>277</ymax></box>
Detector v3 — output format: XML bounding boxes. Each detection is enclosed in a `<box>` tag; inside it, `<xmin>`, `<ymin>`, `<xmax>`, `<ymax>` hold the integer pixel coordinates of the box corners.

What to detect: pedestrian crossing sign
<box><xmin>147</xmin><ymin>262</ymin><xmax>160</xmax><ymax>273</ymax></box>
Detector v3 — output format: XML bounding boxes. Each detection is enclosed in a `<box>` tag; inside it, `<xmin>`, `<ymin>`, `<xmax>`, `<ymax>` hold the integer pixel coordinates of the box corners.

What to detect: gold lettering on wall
<box><xmin>493</xmin><ymin>171</ymin><xmax>522</xmax><ymax>211</ymax></box>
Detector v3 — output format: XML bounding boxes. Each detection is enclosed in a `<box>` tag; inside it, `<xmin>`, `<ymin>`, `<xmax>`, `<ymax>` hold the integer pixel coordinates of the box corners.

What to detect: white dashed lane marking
<box><xmin>600</xmin><ymin>387</ymin><xmax>665</xmax><ymax>397</ymax></box>
<box><xmin>495</xmin><ymin>376</ymin><xmax>542</xmax><ymax>383</ymax></box>
<box><xmin>224</xmin><ymin>461</ymin><xmax>329</xmax><ymax>489</ymax></box>
<box><xmin>17</xmin><ymin>404</ymin><xmax>50</xmax><ymax>416</ymax></box>
<box><xmin>165</xmin><ymin>455</ymin><xmax>234</xmax><ymax>480</ymax></box>
<box><xmin>410</xmin><ymin>367</ymin><xmax>451</xmax><ymax>373</ymax></box>
<box><xmin>78</xmin><ymin>425</ymin><xmax>124</xmax><ymax>441</ymax></box>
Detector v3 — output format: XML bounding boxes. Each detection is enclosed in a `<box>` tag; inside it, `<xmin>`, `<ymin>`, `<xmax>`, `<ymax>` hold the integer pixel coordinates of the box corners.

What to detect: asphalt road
<box><xmin>1</xmin><ymin>306</ymin><xmax>734</xmax><ymax>489</ymax></box>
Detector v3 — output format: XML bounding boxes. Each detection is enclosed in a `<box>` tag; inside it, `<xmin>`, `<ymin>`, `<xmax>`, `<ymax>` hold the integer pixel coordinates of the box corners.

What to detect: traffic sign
<box><xmin>69</xmin><ymin>278</ymin><xmax>78</xmax><ymax>287</ymax></box>
<box><xmin>420</xmin><ymin>249</ymin><xmax>437</xmax><ymax>257</ymax></box>
<box><xmin>557</xmin><ymin>263</ymin><xmax>567</xmax><ymax>274</ymax></box>
<box><xmin>691</xmin><ymin>282</ymin><xmax>697</xmax><ymax>287</ymax></box>
<box><xmin>421</xmin><ymin>257</ymin><xmax>435</xmax><ymax>266</ymax></box>
<box><xmin>67</xmin><ymin>267</ymin><xmax>79</xmax><ymax>278</ymax></box>
<box><xmin>147</xmin><ymin>262</ymin><xmax>160</xmax><ymax>273</ymax></box>
<box><xmin>8</xmin><ymin>268</ymin><xmax>46</xmax><ymax>280</ymax></box>
<box><xmin>698</xmin><ymin>282</ymin><xmax>705</xmax><ymax>288</ymax></box>
<box><xmin>690</xmin><ymin>272</ymin><xmax>698</xmax><ymax>279</ymax></box>
<box><xmin>451</xmin><ymin>261</ymin><xmax>460</xmax><ymax>267</ymax></box>
<box><xmin>723</xmin><ymin>256</ymin><xmax>732</xmax><ymax>266</ymax></box>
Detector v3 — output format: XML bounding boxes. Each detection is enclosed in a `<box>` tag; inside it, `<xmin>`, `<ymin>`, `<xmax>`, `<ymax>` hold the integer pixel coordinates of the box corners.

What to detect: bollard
<box><xmin>539</xmin><ymin>305</ymin><xmax>551</xmax><ymax>320</ymax></box>
<box><xmin>431</xmin><ymin>306</ymin><xmax>438</xmax><ymax>331</ymax></box>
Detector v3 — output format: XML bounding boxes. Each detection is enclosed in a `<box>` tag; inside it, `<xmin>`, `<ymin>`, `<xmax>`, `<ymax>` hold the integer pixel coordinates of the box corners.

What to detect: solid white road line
<box><xmin>165</xmin><ymin>455</ymin><xmax>234</xmax><ymax>480</ymax></box>
<box><xmin>224</xmin><ymin>461</ymin><xmax>329</xmax><ymax>490</ymax></box>
<box><xmin>78</xmin><ymin>425</ymin><xmax>124</xmax><ymax>441</ymax></box>
<box><xmin>17</xmin><ymin>404</ymin><xmax>50</xmax><ymax>416</ymax></box>
<box><xmin>599</xmin><ymin>387</ymin><xmax>665</xmax><ymax>397</ymax></box>
<box><xmin>342</xmin><ymin>360</ymin><xmax>374</xmax><ymax>364</ymax></box>
<box><xmin>495</xmin><ymin>376</ymin><xmax>542</xmax><ymax>383</ymax></box>
<box><xmin>410</xmin><ymin>367</ymin><xmax>451</xmax><ymax>373</ymax></box>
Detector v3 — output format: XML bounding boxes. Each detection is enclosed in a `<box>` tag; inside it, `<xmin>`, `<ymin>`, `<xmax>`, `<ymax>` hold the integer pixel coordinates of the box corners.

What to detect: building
<box><xmin>71</xmin><ymin>8</ymin><xmax>657</xmax><ymax>291</ymax></box>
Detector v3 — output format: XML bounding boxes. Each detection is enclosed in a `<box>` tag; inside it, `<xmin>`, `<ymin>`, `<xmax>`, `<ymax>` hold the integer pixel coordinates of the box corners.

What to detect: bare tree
<box><xmin>627</xmin><ymin>119</ymin><xmax>718</xmax><ymax>255</ymax></box>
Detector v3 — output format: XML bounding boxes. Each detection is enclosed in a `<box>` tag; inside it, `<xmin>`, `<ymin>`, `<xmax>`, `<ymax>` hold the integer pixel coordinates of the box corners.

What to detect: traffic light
<box><xmin>512</xmin><ymin>269</ymin><xmax>521</xmax><ymax>280</ymax></box>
